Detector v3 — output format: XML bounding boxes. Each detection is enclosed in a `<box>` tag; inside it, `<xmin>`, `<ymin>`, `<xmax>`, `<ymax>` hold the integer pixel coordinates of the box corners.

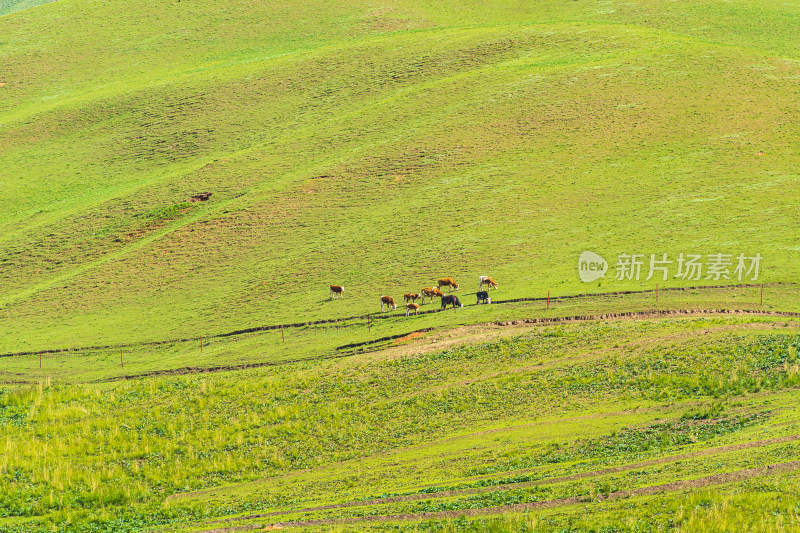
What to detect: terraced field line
<box><xmin>338</xmin><ymin>307</ymin><xmax>800</xmax><ymax>355</ymax></box>
<box><xmin>205</xmin><ymin>434</ymin><xmax>800</xmax><ymax>525</ymax></box>
<box><xmin>202</xmin><ymin>460</ymin><xmax>800</xmax><ymax>530</ymax></box>
<box><xmin>1</xmin><ymin>282</ymin><xmax>795</xmax><ymax>358</ymax></box>
<box><xmin>14</xmin><ymin>308</ymin><xmax>796</xmax><ymax>384</ymax></box>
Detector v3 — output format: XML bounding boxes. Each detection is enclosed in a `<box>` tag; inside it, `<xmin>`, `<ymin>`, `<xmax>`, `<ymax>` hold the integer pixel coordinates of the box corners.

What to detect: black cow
<box><xmin>476</xmin><ymin>291</ymin><xmax>491</xmax><ymax>304</ymax></box>
<box><xmin>441</xmin><ymin>294</ymin><xmax>463</xmax><ymax>310</ymax></box>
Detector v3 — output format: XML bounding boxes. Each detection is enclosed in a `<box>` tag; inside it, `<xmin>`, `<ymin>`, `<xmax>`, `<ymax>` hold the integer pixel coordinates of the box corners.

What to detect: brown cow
<box><xmin>479</xmin><ymin>276</ymin><xmax>498</xmax><ymax>290</ymax></box>
<box><xmin>404</xmin><ymin>293</ymin><xmax>420</xmax><ymax>303</ymax></box>
<box><xmin>380</xmin><ymin>295</ymin><xmax>396</xmax><ymax>312</ymax></box>
<box><xmin>329</xmin><ymin>285</ymin><xmax>345</xmax><ymax>299</ymax></box>
<box><xmin>420</xmin><ymin>287</ymin><xmax>444</xmax><ymax>304</ymax></box>
<box><xmin>189</xmin><ymin>192</ymin><xmax>213</xmax><ymax>202</ymax></box>
<box><xmin>437</xmin><ymin>277</ymin><xmax>459</xmax><ymax>292</ymax></box>
<box><xmin>405</xmin><ymin>302</ymin><xmax>420</xmax><ymax>316</ymax></box>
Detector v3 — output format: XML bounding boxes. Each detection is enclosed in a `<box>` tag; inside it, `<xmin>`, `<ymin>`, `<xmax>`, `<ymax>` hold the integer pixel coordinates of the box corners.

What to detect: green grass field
<box><xmin>2</xmin><ymin>0</ymin><xmax>799</xmax><ymax>351</ymax></box>
<box><xmin>2</xmin><ymin>0</ymin><xmax>800</xmax><ymax>531</ymax></box>
<box><xmin>4</xmin><ymin>316</ymin><xmax>800</xmax><ymax>531</ymax></box>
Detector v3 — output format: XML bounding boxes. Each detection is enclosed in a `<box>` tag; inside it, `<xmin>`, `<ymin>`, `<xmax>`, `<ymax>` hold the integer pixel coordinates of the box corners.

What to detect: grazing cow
<box><xmin>406</xmin><ymin>302</ymin><xmax>420</xmax><ymax>316</ymax></box>
<box><xmin>189</xmin><ymin>192</ymin><xmax>213</xmax><ymax>202</ymax></box>
<box><xmin>479</xmin><ymin>276</ymin><xmax>498</xmax><ymax>290</ymax></box>
<box><xmin>330</xmin><ymin>285</ymin><xmax>344</xmax><ymax>299</ymax></box>
<box><xmin>421</xmin><ymin>287</ymin><xmax>444</xmax><ymax>304</ymax></box>
<box><xmin>404</xmin><ymin>293</ymin><xmax>420</xmax><ymax>303</ymax></box>
<box><xmin>437</xmin><ymin>277</ymin><xmax>459</xmax><ymax>292</ymax></box>
<box><xmin>380</xmin><ymin>295</ymin><xmax>396</xmax><ymax>312</ymax></box>
<box><xmin>441</xmin><ymin>294</ymin><xmax>463</xmax><ymax>310</ymax></box>
<box><xmin>476</xmin><ymin>291</ymin><xmax>491</xmax><ymax>304</ymax></box>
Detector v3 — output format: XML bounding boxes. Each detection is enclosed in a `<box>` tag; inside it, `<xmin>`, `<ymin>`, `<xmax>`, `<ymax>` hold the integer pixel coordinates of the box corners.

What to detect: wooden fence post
<box><xmin>281</xmin><ymin>326</ymin><xmax>285</xmax><ymax>343</ymax></box>
<box><xmin>656</xmin><ymin>284</ymin><xmax>659</xmax><ymax>304</ymax></box>
<box><xmin>120</xmin><ymin>349</ymin><xmax>123</xmax><ymax>368</ymax></box>
<box><xmin>200</xmin><ymin>335</ymin><xmax>203</xmax><ymax>354</ymax></box>
<box><xmin>761</xmin><ymin>284</ymin><xmax>764</xmax><ymax>305</ymax></box>
<box><xmin>547</xmin><ymin>290</ymin><xmax>550</xmax><ymax>309</ymax></box>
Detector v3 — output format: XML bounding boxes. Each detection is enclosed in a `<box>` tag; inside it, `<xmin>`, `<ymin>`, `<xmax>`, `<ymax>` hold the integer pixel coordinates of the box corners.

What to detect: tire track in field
<box><xmin>1</xmin><ymin>282</ymin><xmax>792</xmax><ymax>359</ymax></box>
<box><xmin>205</xmin><ymin>434</ymin><xmax>800</xmax><ymax>526</ymax></box>
<box><xmin>203</xmin><ymin>457</ymin><xmax>800</xmax><ymax>530</ymax></box>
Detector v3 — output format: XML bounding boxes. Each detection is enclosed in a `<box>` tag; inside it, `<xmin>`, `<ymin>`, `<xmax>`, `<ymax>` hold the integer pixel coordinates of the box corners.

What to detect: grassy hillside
<box><xmin>0</xmin><ymin>0</ymin><xmax>53</xmax><ymax>17</ymax></box>
<box><xmin>1</xmin><ymin>0</ymin><xmax>799</xmax><ymax>352</ymax></box>
<box><xmin>3</xmin><ymin>316</ymin><xmax>800</xmax><ymax>532</ymax></box>
<box><xmin>3</xmin><ymin>1</ymin><xmax>800</xmax><ymax>532</ymax></box>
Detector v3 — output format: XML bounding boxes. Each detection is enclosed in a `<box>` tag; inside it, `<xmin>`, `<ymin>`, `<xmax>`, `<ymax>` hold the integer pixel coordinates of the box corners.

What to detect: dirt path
<box><xmin>350</xmin><ymin>307</ymin><xmax>800</xmax><ymax>359</ymax></box>
<box><xmin>1</xmin><ymin>309</ymin><xmax>794</xmax><ymax>386</ymax></box>
<box><xmin>201</xmin><ymin>434</ymin><xmax>800</xmax><ymax>528</ymax></box>
<box><xmin>2</xmin><ymin>282</ymin><xmax>793</xmax><ymax>359</ymax></box>
<box><xmin>78</xmin><ymin>308</ymin><xmax>799</xmax><ymax>384</ymax></box>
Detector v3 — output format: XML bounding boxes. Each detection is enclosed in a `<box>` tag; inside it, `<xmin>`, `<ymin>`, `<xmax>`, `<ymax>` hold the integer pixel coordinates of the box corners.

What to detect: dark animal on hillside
<box><xmin>329</xmin><ymin>285</ymin><xmax>344</xmax><ymax>299</ymax></box>
<box><xmin>406</xmin><ymin>302</ymin><xmax>420</xmax><ymax>316</ymax></box>
<box><xmin>479</xmin><ymin>276</ymin><xmax>498</xmax><ymax>290</ymax></box>
<box><xmin>420</xmin><ymin>287</ymin><xmax>444</xmax><ymax>304</ymax></box>
<box><xmin>476</xmin><ymin>291</ymin><xmax>491</xmax><ymax>304</ymax></box>
<box><xmin>189</xmin><ymin>192</ymin><xmax>213</xmax><ymax>202</ymax></box>
<box><xmin>380</xmin><ymin>295</ymin><xmax>396</xmax><ymax>312</ymax></box>
<box><xmin>437</xmin><ymin>277</ymin><xmax>459</xmax><ymax>292</ymax></box>
<box><xmin>441</xmin><ymin>294</ymin><xmax>463</xmax><ymax>310</ymax></box>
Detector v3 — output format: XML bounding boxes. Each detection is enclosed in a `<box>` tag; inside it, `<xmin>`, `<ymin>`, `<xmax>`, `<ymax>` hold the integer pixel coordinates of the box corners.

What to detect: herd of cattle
<box><xmin>328</xmin><ymin>276</ymin><xmax>499</xmax><ymax>316</ymax></box>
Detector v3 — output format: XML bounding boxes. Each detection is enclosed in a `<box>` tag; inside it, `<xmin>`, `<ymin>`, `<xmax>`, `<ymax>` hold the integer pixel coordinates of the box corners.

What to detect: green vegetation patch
<box><xmin>3</xmin><ymin>320</ymin><xmax>799</xmax><ymax>531</ymax></box>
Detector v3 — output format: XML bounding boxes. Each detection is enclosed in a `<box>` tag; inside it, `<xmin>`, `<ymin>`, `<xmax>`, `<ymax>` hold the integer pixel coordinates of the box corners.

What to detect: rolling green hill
<box><xmin>1</xmin><ymin>0</ymin><xmax>799</xmax><ymax>352</ymax></box>
<box><xmin>0</xmin><ymin>0</ymin><xmax>53</xmax><ymax>17</ymax></box>
<box><xmin>3</xmin><ymin>1</ymin><xmax>800</xmax><ymax>532</ymax></box>
<box><xmin>4</xmin><ymin>315</ymin><xmax>800</xmax><ymax>532</ymax></box>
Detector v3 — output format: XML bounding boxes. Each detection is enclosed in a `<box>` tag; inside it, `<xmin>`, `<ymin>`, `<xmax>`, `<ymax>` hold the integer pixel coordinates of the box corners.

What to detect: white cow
<box><xmin>479</xmin><ymin>276</ymin><xmax>498</xmax><ymax>290</ymax></box>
